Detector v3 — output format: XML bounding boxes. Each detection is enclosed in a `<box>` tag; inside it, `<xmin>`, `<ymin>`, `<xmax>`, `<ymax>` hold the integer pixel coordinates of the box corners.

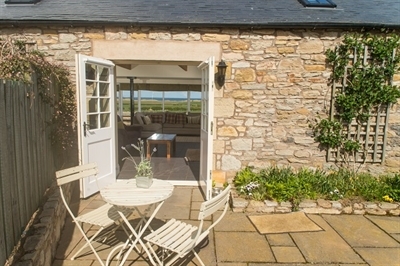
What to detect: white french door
<box><xmin>76</xmin><ymin>54</ymin><xmax>116</xmax><ymax>198</ymax></box>
<box><xmin>198</xmin><ymin>56</ymin><xmax>215</xmax><ymax>200</ymax></box>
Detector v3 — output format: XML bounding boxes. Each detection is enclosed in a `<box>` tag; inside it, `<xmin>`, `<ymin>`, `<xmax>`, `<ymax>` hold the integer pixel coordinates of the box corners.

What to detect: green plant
<box><xmin>0</xmin><ymin>38</ymin><xmax>76</xmax><ymax>154</ymax></box>
<box><xmin>311</xmin><ymin>32</ymin><xmax>400</xmax><ymax>167</ymax></box>
<box><xmin>234</xmin><ymin>166</ymin><xmax>399</xmax><ymax>206</ymax></box>
<box><xmin>381</xmin><ymin>173</ymin><xmax>400</xmax><ymax>202</ymax></box>
<box><xmin>233</xmin><ymin>166</ymin><xmax>258</xmax><ymax>188</ymax></box>
<box><xmin>121</xmin><ymin>139</ymin><xmax>156</xmax><ymax>176</ymax></box>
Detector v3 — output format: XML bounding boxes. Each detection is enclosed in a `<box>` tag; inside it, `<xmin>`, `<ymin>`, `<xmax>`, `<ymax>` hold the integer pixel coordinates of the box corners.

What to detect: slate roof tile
<box><xmin>0</xmin><ymin>0</ymin><xmax>399</xmax><ymax>28</ymax></box>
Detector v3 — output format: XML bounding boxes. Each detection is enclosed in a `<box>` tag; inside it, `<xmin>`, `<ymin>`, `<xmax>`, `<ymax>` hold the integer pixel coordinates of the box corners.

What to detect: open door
<box><xmin>198</xmin><ymin>56</ymin><xmax>215</xmax><ymax>200</ymax></box>
<box><xmin>76</xmin><ymin>54</ymin><xmax>116</xmax><ymax>198</ymax></box>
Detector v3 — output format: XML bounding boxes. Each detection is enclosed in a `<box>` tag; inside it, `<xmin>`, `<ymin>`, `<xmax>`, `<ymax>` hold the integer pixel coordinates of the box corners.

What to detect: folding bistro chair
<box><xmin>144</xmin><ymin>185</ymin><xmax>231</xmax><ymax>266</ymax></box>
<box><xmin>56</xmin><ymin>162</ymin><xmax>130</xmax><ymax>266</ymax></box>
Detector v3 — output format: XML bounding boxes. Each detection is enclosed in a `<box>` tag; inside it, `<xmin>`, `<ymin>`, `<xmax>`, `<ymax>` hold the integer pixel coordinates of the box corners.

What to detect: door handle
<box><xmin>83</xmin><ymin>122</ymin><xmax>95</xmax><ymax>137</ymax></box>
<box><xmin>83</xmin><ymin>122</ymin><xmax>96</xmax><ymax>137</ymax></box>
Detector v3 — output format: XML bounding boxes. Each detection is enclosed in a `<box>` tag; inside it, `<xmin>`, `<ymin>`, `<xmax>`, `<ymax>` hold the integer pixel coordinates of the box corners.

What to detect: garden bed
<box><xmin>232</xmin><ymin>166</ymin><xmax>400</xmax><ymax>216</ymax></box>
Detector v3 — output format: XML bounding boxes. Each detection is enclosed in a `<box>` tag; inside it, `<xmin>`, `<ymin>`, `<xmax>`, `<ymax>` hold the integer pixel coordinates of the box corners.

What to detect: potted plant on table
<box><xmin>121</xmin><ymin>138</ymin><xmax>157</xmax><ymax>188</ymax></box>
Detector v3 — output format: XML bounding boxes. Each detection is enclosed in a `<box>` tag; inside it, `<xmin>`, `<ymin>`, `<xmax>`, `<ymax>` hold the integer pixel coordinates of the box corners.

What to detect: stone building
<box><xmin>1</xmin><ymin>0</ymin><xmax>399</xmax><ymax>186</ymax></box>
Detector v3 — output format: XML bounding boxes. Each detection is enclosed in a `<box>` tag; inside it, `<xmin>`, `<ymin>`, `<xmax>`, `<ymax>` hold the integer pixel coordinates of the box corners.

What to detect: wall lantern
<box><xmin>216</xmin><ymin>60</ymin><xmax>227</xmax><ymax>87</ymax></box>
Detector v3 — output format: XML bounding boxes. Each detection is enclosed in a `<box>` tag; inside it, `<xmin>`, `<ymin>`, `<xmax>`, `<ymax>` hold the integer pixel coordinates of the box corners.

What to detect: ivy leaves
<box><xmin>331</xmin><ymin>33</ymin><xmax>400</xmax><ymax>123</ymax></box>
<box><xmin>312</xmin><ymin>33</ymin><xmax>400</xmax><ymax>164</ymax></box>
<box><xmin>0</xmin><ymin>38</ymin><xmax>77</xmax><ymax>153</ymax></box>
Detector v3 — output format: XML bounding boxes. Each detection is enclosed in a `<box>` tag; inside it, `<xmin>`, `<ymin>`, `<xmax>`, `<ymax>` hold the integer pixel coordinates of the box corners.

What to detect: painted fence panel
<box><xmin>0</xmin><ymin>77</ymin><xmax>57</xmax><ymax>265</ymax></box>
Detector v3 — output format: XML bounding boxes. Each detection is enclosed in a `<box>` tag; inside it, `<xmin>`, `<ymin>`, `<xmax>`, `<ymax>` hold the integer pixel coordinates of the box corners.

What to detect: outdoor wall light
<box><xmin>216</xmin><ymin>60</ymin><xmax>227</xmax><ymax>87</ymax></box>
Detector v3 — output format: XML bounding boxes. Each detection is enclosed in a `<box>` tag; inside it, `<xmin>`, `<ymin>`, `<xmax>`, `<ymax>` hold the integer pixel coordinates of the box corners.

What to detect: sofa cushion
<box><xmin>143</xmin><ymin>123</ymin><xmax>163</xmax><ymax>131</ymax></box>
<box><xmin>165</xmin><ymin>113</ymin><xmax>176</xmax><ymax>124</ymax></box>
<box><xmin>187</xmin><ymin>115</ymin><xmax>201</xmax><ymax>124</ymax></box>
<box><xmin>143</xmin><ymin>115</ymin><xmax>152</xmax><ymax>125</ymax></box>
<box><xmin>135</xmin><ymin>113</ymin><xmax>144</xmax><ymax>125</ymax></box>
<box><xmin>151</xmin><ymin>114</ymin><xmax>164</xmax><ymax>123</ymax></box>
<box><xmin>175</xmin><ymin>113</ymin><xmax>186</xmax><ymax>124</ymax></box>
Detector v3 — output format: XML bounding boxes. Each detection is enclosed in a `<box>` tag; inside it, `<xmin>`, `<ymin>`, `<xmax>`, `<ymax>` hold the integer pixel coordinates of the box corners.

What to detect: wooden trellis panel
<box><xmin>328</xmin><ymin>45</ymin><xmax>392</xmax><ymax>164</ymax></box>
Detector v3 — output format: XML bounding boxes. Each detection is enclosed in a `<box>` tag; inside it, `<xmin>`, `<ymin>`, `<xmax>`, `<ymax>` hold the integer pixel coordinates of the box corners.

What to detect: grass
<box><xmin>234</xmin><ymin>166</ymin><xmax>399</xmax><ymax>210</ymax></box>
<box><xmin>117</xmin><ymin>99</ymin><xmax>201</xmax><ymax>113</ymax></box>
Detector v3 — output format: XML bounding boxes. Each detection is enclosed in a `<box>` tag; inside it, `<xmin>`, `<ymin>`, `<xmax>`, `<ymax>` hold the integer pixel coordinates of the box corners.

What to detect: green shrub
<box><xmin>352</xmin><ymin>173</ymin><xmax>386</xmax><ymax>201</ymax></box>
<box><xmin>233</xmin><ymin>167</ymin><xmax>266</xmax><ymax>200</ymax></box>
<box><xmin>381</xmin><ymin>173</ymin><xmax>400</xmax><ymax>202</ymax></box>
<box><xmin>233</xmin><ymin>166</ymin><xmax>258</xmax><ymax>188</ymax></box>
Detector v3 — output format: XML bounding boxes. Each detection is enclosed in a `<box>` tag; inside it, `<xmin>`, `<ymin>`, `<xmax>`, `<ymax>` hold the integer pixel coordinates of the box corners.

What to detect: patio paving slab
<box><xmin>291</xmin><ymin>215</ymin><xmax>364</xmax><ymax>264</ymax></box>
<box><xmin>52</xmin><ymin>259</ymin><xmax>94</xmax><ymax>266</ymax></box>
<box><xmin>156</xmin><ymin>187</ymin><xmax>192</xmax><ymax>220</ymax></box>
<box><xmin>366</xmin><ymin>215</ymin><xmax>400</xmax><ymax>234</ymax></box>
<box><xmin>271</xmin><ymin>246</ymin><xmax>306</xmax><ymax>263</ymax></box>
<box><xmin>246</xmin><ymin>264</ymin><xmax>368</xmax><ymax>266</ymax></box>
<box><xmin>392</xmin><ymin>234</ymin><xmax>400</xmax><ymax>242</ymax></box>
<box><xmin>249</xmin><ymin>212</ymin><xmax>322</xmax><ymax>234</ymax></box>
<box><xmin>355</xmin><ymin>247</ymin><xmax>400</xmax><ymax>266</ymax></box>
<box><xmin>323</xmin><ymin>215</ymin><xmax>400</xmax><ymax>247</ymax></box>
<box><xmin>218</xmin><ymin>263</ymin><xmax>247</xmax><ymax>266</ymax></box>
<box><xmin>215</xmin><ymin>231</ymin><xmax>274</xmax><ymax>263</ymax></box>
<box><xmin>214</xmin><ymin>212</ymin><xmax>257</xmax><ymax>232</ymax></box>
<box><xmin>266</xmin><ymin>233</ymin><xmax>296</xmax><ymax>246</ymax></box>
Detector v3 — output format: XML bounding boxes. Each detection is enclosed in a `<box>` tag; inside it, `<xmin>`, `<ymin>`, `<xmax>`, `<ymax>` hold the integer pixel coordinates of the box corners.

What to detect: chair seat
<box><xmin>76</xmin><ymin>203</ymin><xmax>130</xmax><ymax>227</ymax></box>
<box><xmin>143</xmin><ymin>185</ymin><xmax>231</xmax><ymax>266</ymax></box>
<box><xmin>144</xmin><ymin>218</ymin><xmax>198</xmax><ymax>255</ymax></box>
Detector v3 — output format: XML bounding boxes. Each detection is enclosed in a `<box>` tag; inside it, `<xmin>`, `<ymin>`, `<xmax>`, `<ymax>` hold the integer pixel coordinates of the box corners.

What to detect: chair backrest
<box><xmin>198</xmin><ymin>185</ymin><xmax>231</xmax><ymax>229</ymax></box>
<box><xmin>56</xmin><ymin>162</ymin><xmax>98</xmax><ymax>186</ymax></box>
<box><xmin>55</xmin><ymin>163</ymin><xmax>98</xmax><ymax>219</ymax></box>
<box><xmin>187</xmin><ymin>185</ymin><xmax>230</xmax><ymax>250</ymax></box>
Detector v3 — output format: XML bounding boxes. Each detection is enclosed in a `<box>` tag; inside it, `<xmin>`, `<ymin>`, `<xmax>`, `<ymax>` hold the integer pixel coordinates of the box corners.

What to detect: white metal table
<box><xmin>100</xmin><ymin>178</ymin><xmax>174</xmax><ymax>265</ymax></box>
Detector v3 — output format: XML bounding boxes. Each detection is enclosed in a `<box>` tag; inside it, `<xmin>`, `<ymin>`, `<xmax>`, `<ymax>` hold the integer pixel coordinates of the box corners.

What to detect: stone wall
<box><xmin>9</xmin><ymin>183</ymin><xmax>72</xmax><ymax>266</ymax></box>
<box><xmin>213</xmin><ymin>29</ymin><xmax>400</xmax><ymax>181</ymax></box>
<box><xmin>232</xmin><ymin>194</ymin><xmax>400</xmax><ymax>216</ymax></box>
<box><xmin>1</xmin><ymin>26</ymin><xmax>399</xmax><ymax>182</ymax></box>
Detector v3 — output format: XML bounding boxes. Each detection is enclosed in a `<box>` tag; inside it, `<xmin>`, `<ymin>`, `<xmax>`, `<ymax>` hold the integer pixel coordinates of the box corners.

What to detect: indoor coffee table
<box><xmin>146</xmin><ymin>133</ymin><xmax>176</xmax><ymax>159</ymax></box>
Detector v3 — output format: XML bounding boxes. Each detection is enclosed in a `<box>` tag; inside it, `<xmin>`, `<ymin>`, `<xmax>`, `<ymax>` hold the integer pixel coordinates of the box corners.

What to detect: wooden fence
<box><xmin>0</xmin><ymin>76</ymin><xmax>58</xmax><ymax>265</ymax></box>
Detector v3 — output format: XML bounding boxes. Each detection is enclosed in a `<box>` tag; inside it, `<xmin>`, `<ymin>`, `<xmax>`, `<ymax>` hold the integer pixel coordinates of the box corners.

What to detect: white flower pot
<box><xmin>136</xmin><ymin>175</ymin><xmax>153</xmax><ymax>188</ymax></box>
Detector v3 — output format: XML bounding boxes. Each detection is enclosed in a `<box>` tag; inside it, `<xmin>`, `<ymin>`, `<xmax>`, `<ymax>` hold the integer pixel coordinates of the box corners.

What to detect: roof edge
<box><xmin>1</xmin><ymin>20</ymin><xmax>400</xmax><ymax>30</ymax></box>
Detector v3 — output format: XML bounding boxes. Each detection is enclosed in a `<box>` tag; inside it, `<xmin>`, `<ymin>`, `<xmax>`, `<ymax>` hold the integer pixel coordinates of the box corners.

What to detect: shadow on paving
<box><xmin>53</xmin><ymin>186</ymin><xmax>400</xmax><ymax>266</ymax></box>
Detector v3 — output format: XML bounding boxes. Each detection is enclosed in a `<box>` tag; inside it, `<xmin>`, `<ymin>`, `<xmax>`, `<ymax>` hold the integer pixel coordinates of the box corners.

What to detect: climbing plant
<box><xmin>0</xmin><ymin>38</ymin><xmax>77</xmax><ymax>154</ymax></box>
<box><xmin>311</xmin><ymin>32</ymin><xmax>400</xmax><ymax>167</ymax></box>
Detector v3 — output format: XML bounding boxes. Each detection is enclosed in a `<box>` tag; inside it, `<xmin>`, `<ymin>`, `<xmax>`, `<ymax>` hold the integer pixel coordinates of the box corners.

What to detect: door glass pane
<box><xmin>85</xmin><ymin>63</ymin><xmax>96</xmax><ymax>80</ymax></box>
<box><xmin>86</xmin><ymin>81</ymin><xmax>97</xmax><ymax>97</ymax></box>
<box><xmin>100</xmin><ymin>98</ymin><xmax>110</xmax><ymax>112</ymax></box>
<box><xmin>99</xmin><ymin>82</ymin><xmax>109</xmax><ymax>96</ymax></box>
<box><xmin>87</xmin><ymin>114</ymin><xmax>98</xmax><ymax>129</ymax></box>
<box><xmin>100</xmin><ymin>113</ymin><xmax>110</xmax><ymax>128</ymax></box>
<box><xmin>87</xmin><ymin>98</ymin><xmax>98</xmax><ymax>113</ymax></box>
<box><xmin>98</xmin><ymin>66</ymin><xmax>109</xmax><ymax>81</ymax></box>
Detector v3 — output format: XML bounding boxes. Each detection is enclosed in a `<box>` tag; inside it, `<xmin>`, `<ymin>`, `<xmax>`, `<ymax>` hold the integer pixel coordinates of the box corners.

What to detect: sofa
<box><xmin>132</xmin><ymin>111</ymin><xmax>201</xmax><ymax>138</ymax></box>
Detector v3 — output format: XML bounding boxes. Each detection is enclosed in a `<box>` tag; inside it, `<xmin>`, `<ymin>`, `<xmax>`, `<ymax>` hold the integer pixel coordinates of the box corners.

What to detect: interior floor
<box><xmin>117</xmin><ymin>137</ymin><xmax>200</xmax><ymax>182</ymax></box>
